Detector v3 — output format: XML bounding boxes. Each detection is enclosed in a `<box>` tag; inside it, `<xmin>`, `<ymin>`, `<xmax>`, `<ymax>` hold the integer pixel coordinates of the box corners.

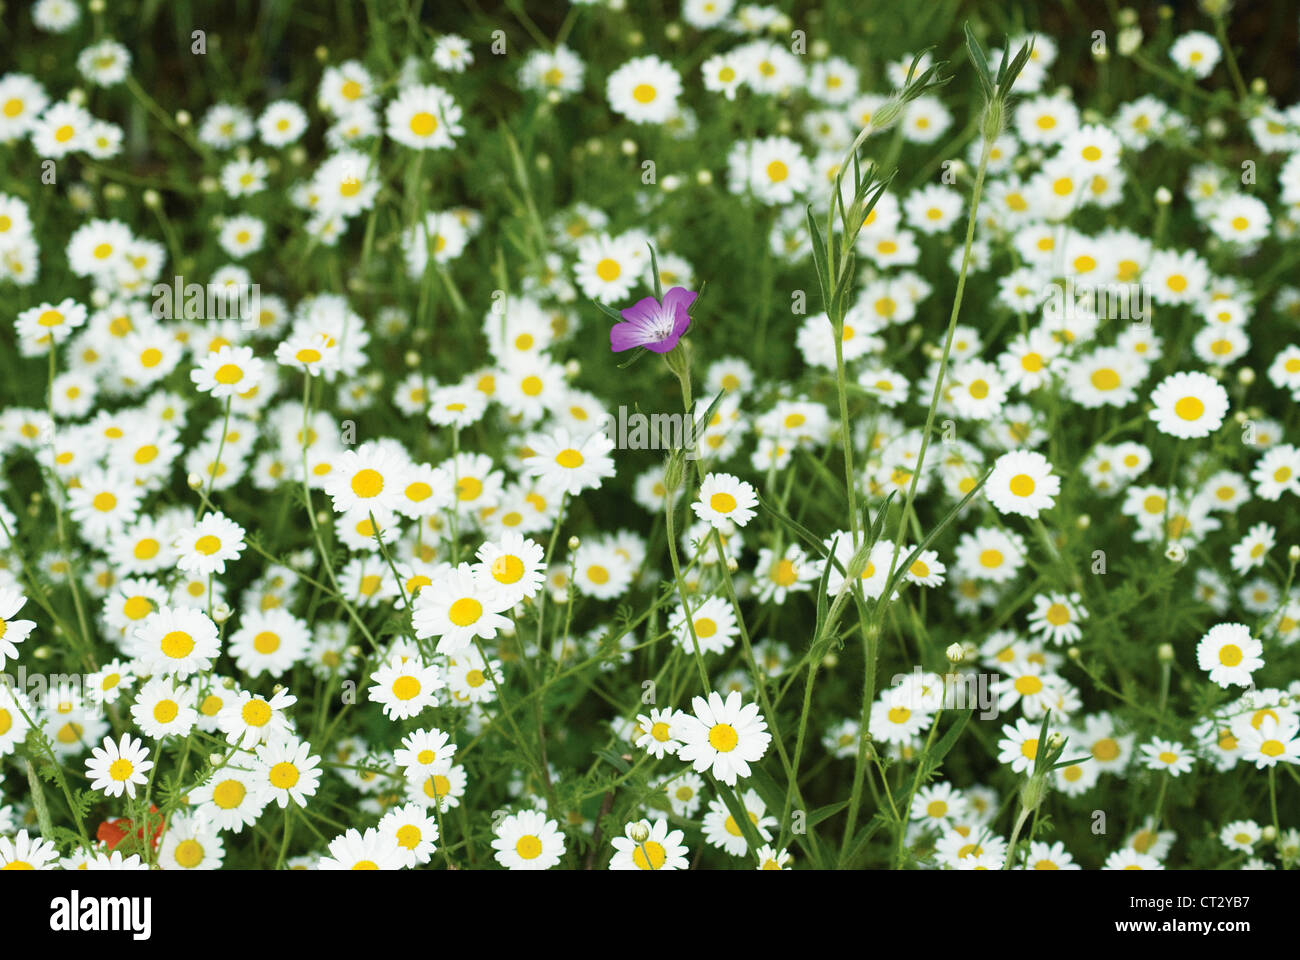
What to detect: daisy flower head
<box><xmin>1149</xmin><ymin>371</ymin><xmax>1229</xmax><ymax>439</ymax></box>
<box><xmin>378</xmin><ymin>803</ymin><xmax>440</xmax><ymax>868</ymax></box>
<box><xmin>574</xmin><ymin>232</ymin><xmax>641</xmax><ymax>302</ymax></box>
<box><xmin>0</xmin><ymin>587</ymin><xmax>36</xmax><ymax>669</ymax></box>
<box><xmin>0</xmin><ymin>685</ymin><xmax>34</xmax><ymax>757</ymax></box>
<box><xmin>1026</xmin><ymin>592</ymin><xmax>1087</xmax><ymax>646</ymax></box>
<box><xmin>171</xmin><ymin>511</ymin><xmax>247</xmax><ymax>576</ymax></box>
<box><xmin>606</xmin><ymin>55</ymin><xmax>682</xmax><ymax>125</ymax></box>
<box><xmin>324</xmin><ymin>442</ymin><xmax>405</xmax><ymax>515</ymax></box>
<box><xmin>1237</xmin><ymin>715</ymin><xmax>1300</xmax><ymax>769</ymax></box>
<box><xmin>1170</xmin><ymin>30</ymin><xmax>1221</xmax><ymax>79</ymax></box>
<box><xmin>410</xmin><ymin>562</ymin><xmax>513</xmax><ymax>654</ymax></box>
<box><xmin>191</xmin><ymin>343</ymin><xmax>265</xmax><ymax>399</ymax></box>
<box><xmin>275</xmin><ymin>331</ymin><xmax>340</xmax><ymax>375</ymax></box>
<box><xmin>368</xmin><ymin>654</ymin><xmax>443</xmax><ymax>720</ymax></box>
<box><xmin>634</xmin><ymin>707</ymin><xmax>686</xmax><ymax>759</ymax></box>
<box><xmin>521</xmin><ymin>427</ymin><xmax>616</xmax><ymax>496</ymax></box>
<box><xmin>0</xmin><ymin>830</ymin><xmax>60</xmax><ymax>870</ymax></box>
<box><xmin>1196</xmin><ymin>623</ymin><xmax>1264</xmax><ymax>689</ymax></box>
<box><xmin>676</xmin><ymin>690</ymin><xmax>772</xmax><ymax>785</ymax></box>
<box><xmin>132</xmin><ymin>606</ymin><xmax>221</xmax><ymax>678</ymax></box>
<box><xmin>492</xmin><ymin>809</ymin><xmax>566</xmax><ymax>870</ymax></box>
<box><xmin>610</xmin><ymin>818</ymin><xmax>689</xmax><ymax>870</ymax></box>
<box><xmin>253</xmin><ymin>737</ymin><xmax>322</xmax><ymax>808</ymax></box>
<box><xmin>129</xmin><ymin>676</ymin><xmax>198</xmax><ymax>740</ymax></box>
<box><xmin>216</xmin><ymin>688</ymin><xmax>297</xmax><ymax>748</ymax></box>
<box><xmin>473</xmin><ymin>532</ymin><xmax>546</xmax><ymax>607</ymax></box>
<box><xmin>692</xmin><ymin>472</ymin><xmax>757</xmax><ymax>529</ymax></box>
<box><xmin>986</xmin><ymin>450</ymin><xmax>1060</xmax><ymax>519</ymax></box>
<box><xmin>1139</xmin><ymin>737</ymin><xmax>1195</xmax><ymax>777</ymax></box>
<box><xmin>318</xmin><ymin>827</ymin><xmax>405</xmax><ymax>870</ymax></box>
<box><xmin>85</xmin><ymin>733</ymin><xmax>154</xmax><ymax>799</ymax></box>
<box><xmin>702</xmin><ymin>789</ymin><xmax>776</xmax><ymax>857</ymax></box>
<box><xmin>386</xmin><ymin>83</ymin><xmax>463</xmax><ymax>150</ymax></box>
<box><xmin>997</xmin><ymin>716</ymin><xmax>1055</xmax><ymax>774</ymax></box>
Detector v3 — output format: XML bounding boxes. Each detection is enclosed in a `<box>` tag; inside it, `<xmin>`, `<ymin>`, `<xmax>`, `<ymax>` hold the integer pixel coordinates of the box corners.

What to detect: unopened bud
<box><xmin>1154</xmin><ymin>186</ymin><xmax>1172</xmax><ymax>205</ymax></box>
<box><xmin>187</xmin><ymin>472</ymin><xmax>203</xmax><ymax>489</ymax></box>
<box><xmin>1157</xmin><ymin>643</ymin><xmax>1174</xmax><ymax>662</ymax></box>
<box><xmin>870</xmin><ymin>98</ymin><xmax>903</xmax><ymax>134</ymax></box>
<box><xmin>1020</xmin><ymin>775</ymin><xmax>1048</xmax><ymax>811</ymax></box>
<box><xmin>945</xmin><ymin>642</ymin><xmax>964</xmax><ymax>664</ymax></box>
<box><xmin>626</xmin><ymin>820</ymin><xmax>651</xmax><ymax>843</ymax></box>
<box><xmin>567</xmin><ymin>536</ymin><xmax>580</xmax><ymax>550</ymax></box>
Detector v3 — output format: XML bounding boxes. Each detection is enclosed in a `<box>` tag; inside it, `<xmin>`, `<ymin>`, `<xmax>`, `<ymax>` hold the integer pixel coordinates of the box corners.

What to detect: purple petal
<box><xmin>619</xmin><ymin>295</ymin><xmax>663</xmax><ymax>324</ymax></box>
<box><xmin>662</xmin><ymin>286</ymin><xmax>699</xmax><ymax>318</ymax></box>
<box><xmin>610</xmin><ymin>321</ymin><xmax>648</xmax><ymax>352</ymax></box>
<box><xmin>642</xmin><ymin>331</ymin><xmax>682</xmax><ymax>353</ymax></box>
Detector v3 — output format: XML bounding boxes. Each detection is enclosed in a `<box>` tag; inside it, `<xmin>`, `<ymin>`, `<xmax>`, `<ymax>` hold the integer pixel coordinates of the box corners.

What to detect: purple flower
<box><xmin>610</xmin><ymin>287</ymin><xmax>698</xmax><ymax>354</ymax></box>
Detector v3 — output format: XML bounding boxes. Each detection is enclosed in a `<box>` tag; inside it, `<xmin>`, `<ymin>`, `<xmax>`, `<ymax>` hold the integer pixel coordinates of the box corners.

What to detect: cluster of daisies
<box><xmin>1</xmin><ymin>0</ymin><xmax>1299</xmax><ymax>871</ymax></box>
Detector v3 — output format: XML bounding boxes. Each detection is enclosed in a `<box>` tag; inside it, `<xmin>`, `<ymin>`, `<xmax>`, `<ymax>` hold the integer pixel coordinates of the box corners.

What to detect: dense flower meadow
<box><xmin>0</xmin><ymin>0</ymin><xmax>1298</xmax><ymax>872</ymax></box>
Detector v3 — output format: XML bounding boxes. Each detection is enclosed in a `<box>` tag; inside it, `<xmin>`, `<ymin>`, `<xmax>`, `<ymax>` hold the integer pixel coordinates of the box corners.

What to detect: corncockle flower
<box><xmin>610</xmin><ymin>286</ymin><xmax>697</xmax><ymax>353</ymax></box>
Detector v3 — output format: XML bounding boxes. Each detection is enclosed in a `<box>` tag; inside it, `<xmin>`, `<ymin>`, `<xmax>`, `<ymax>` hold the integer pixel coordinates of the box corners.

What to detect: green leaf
<box><xmin>963</xmin><ymin>22</ymin><xmax>994</xmax><ymax>101</ymax></box>
<box><xmin>588</xmin><ymin>296</ymin><xmax>625</xmax><ymax>324</ymax></box>
<box><xmin>812</xmin><ymin>533</ymin><xmax>839</xmax><ymax>646</ymax></box>
<box><xmin>996</xmin><ymin>37</ymin><xmax>1035</xmax><ymax>96</ymax></box>
<box><xmin>690</xmin><ymin>388</ymin><xmax>728</xmax><ymax>437</ymax></box>
<box><xmin>646</xmin><ymin>241</ymin><xmax>664</xmax><ymax>303</ymax></box>
<box><xmin>809</xmin><ymin>799</ymin><xmax>850</xmax><ymax>828</ymax></box>
<box><xmin>805</xmin><ymin>204</ymin><xmax>831</xmax><ymax>309</ymax></box>
<box><xmin>615</xmin><ymin>348</ymin><xmax>646</xmax><ymax>370</ymax></box>
<box><xmin>917</xmin><ymin>709</ymin><xmax>973</xmax><ymax>781</ymax></box>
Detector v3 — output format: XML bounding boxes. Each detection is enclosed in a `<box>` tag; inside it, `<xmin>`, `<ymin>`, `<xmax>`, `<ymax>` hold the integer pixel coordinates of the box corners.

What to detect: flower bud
<box><xmin>1020</xmin><ymin>775</ymin><xmax>1048</xmax><ymax>812</ymax></box>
